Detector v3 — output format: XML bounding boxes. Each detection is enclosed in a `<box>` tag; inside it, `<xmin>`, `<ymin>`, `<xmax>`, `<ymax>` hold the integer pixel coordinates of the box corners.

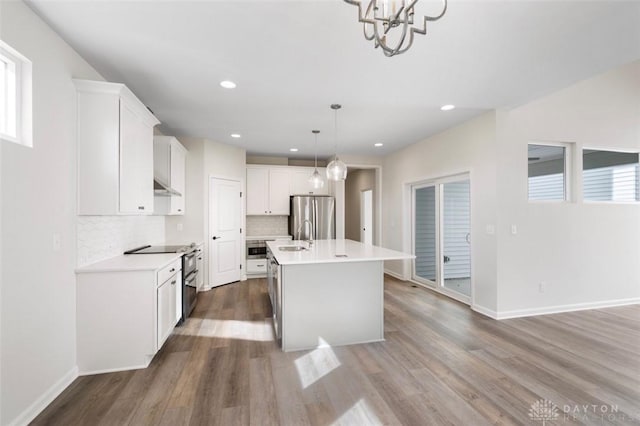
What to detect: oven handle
<box><xmin>184</xmin><ymin>270</ymin><xmax>198</xmax><ymax>288</ymax></box>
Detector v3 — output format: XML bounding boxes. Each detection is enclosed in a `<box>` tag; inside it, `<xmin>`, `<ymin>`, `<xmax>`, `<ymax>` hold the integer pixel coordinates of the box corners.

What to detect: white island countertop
<box><xmin>76</xmin><ymin>253</ymin><xmax>182</xmax><ymax>274</ymax></box>
<box><xmin>267</xmin><ymin>239</ymin><xmax>414</xmax><ymax>265</ymax></box>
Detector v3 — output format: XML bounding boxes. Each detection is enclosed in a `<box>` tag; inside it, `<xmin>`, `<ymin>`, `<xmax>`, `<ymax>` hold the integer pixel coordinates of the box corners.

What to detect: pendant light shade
<box><xmin>326</xmin><ymin>158</ymin><xmax>347</xmax><ymax>181</ymax></box>
<box><xmin>326</xmin><ymin>104</ymin><xmax>348</xmax><ymax>181</ymax></box>
<box><xmin>308</xmin><ymin>130</ymin><xmax>325</xmax><ymax>189</ymax></box>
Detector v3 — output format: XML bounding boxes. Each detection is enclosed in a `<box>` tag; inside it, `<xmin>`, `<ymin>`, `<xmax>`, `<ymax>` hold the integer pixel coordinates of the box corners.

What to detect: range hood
<box><xmin>154</xmin><ymin>178</ymin><xmax>182</xmax><ymax>197</ymax></box>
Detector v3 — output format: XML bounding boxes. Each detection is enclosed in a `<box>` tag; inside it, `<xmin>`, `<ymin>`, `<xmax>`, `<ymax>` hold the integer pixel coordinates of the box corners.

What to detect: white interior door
<box><xmin>360</xmin><ymin>189</ymin><xmax>373</xmax><ymax>245</ymax></box>
<box><xmin>209</xmin><ymin>177</ymin><xmax>241</xmax><ymax>287</ymax></box>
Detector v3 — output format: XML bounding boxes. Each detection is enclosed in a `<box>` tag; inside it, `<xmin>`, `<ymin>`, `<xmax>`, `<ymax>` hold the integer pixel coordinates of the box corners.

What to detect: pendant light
<box><xmin>308</xmin><ymin>130</ymin><xmax>325</xmax><ymax>189</ymax></box>
<box><xmin>326</xmin><ymin>104</ymin><xmax>348</xmax><ymax>181</ymax></box>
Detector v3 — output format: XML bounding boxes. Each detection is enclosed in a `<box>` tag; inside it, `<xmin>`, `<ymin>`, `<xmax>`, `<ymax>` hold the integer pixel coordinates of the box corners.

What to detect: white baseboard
<box><xmin>79</xmin><ymin>362</ymin><xmax>150</xmax><ymax>376</ymax></box>
<box><xmin>471</xmin><ymin>304</ymin><xmax>498</xmax><ymax>319</ymax></box>
<box><xmin>384</xmin><ymin>269</ymin><xmax>406</xmax><ymax>281</ymax></box>
<box><xmin>495</xmin><ymin>297</ymin><xmax>640</xmax><ymax>320</ymax></box>
<box><xmin>8</xmin><ymin>366</ymin><xmax>78</xmax><ymax>426</ymax></box>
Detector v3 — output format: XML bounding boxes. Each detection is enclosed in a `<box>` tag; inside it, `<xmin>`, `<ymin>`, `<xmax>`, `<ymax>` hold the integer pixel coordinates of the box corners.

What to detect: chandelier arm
<box><xmin>344</xmin><ymin>0</ymin><xmax>447</xmax><ymax>57</ymax></box>
<box><xmin>373</xmin><ymin>14</ymin><xmax>410</xmax><ymax>56</ymax></box>
<box><xmin>411</xmin><ymin>0</ymin><xmax>448</xmax><ymax>35</ymax></box>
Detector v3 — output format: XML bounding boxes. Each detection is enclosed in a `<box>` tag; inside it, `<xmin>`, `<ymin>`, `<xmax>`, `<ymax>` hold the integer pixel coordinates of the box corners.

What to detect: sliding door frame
<box><xmin>409</xmin><ymin>172</ymin><xmax>472</xmax><ymax>306</ymax></box>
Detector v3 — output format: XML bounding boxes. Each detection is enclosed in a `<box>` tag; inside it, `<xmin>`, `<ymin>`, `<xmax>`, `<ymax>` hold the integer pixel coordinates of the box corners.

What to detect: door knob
<box><xmin>212</xmin><ymin>236</ymin><xmax>221</xmax><ymax>240</ymax></box>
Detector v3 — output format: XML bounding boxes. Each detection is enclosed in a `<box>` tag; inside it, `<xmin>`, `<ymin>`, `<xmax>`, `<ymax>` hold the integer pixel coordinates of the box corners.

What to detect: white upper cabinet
<box><xmin>75</xmin><ymin>79</ymin><xmax>159</xmax><ymax>215</ymax></box>
<box><xmin>246</xmin><ymin>166</ymin><xmax>291</xmax><ymax>215</ymax></box>
<box><xmin>153</xmin><ymin>136</ymin><xmax>187</xmax><ymax>215</ymax></box>
<box><xmin>289</xmin><ymin>167</ymin><xmax>328</xmax><ymax>195</ymax></box>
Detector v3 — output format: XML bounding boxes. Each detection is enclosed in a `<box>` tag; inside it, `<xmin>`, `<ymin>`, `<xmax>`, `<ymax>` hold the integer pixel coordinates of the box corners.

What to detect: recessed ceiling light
<box><xmin>289</xmin><ymin>148</ymin><xmax>299</xmax><ymax>152</ymax></box>
<box><xmin>440</xmin><ymin>104</ymin><xmax>455</xmax><ymax>111</ymax></box>
<box><xmin>220</xmin><ymin>80</ymin><xmax>237</xmax><ymax>89</ymax></box>
<box><xmin>230</xmin><ymin>133</ymin><xmax>241</xmax><ymax>138</ymax></box>
<box><xmin>374</xmin><ymin>143</ymin><xmax>384</xmax><ymax>147</ymax></box>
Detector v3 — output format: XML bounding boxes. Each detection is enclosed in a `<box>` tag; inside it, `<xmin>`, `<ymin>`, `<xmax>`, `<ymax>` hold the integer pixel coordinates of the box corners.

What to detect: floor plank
<box><xmin>31</xmin><ymin>276</ymin><xmax>640</xmax><ymax>425</ymax></box>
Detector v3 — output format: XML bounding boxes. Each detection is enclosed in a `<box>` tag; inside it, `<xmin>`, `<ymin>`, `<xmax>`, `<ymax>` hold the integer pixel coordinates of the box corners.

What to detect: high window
<box><xmin>583</xmin><ymin>150</ymin><xmax>639</xmax><ymax>202</ymax></box>
<box><xmin>0</xmin><ymin>40</ymin><xmax>32</xmax><ymax>147</ymax></box>
<box><xmin>528</xmin><ymin>143</ymin><xmax>570</xmax><ymax>201</ymax></box>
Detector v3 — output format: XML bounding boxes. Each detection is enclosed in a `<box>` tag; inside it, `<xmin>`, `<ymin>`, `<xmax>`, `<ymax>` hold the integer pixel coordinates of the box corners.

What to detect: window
<box><xmin>583</xmin><ymin>150</ymin><xmax>639</xmax><ymax>202</ymax></box>
<box><xmin>0</xmin><ymin>40</ymin><xmax>32</xmax><ymax>147</ymax></box>
<box><xmin>528</xmin><ymin>143</ymin><xmax>569</xmax><ymax>201</ymax></box>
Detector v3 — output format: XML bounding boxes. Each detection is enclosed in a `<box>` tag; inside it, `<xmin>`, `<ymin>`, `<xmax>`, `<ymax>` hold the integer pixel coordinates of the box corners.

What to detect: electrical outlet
<box><xmin>539</xmin><ymin>281</ymin><xmax>546</xmax><ymax>293</ymax></box>
<box><xmin>485</xmin><ymin>225</ymin><xmax>495</xmax><ymax>235</ymax></box>
<box><xmin>177</xmin><ymin>223</ymin><xmax>184</xmax><ymax>232</ymax></box>
<box><xmin>511</xmin><ymin>225</ymin><xmax>517</xmax><ymax>235</ymax></box>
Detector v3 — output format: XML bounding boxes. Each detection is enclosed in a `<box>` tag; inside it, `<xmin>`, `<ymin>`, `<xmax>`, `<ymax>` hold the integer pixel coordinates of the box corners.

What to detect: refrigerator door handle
<box><xmin>312</xmin><ymin>197</ymin><xmax>317</xmax><ymax>240</ymax></box>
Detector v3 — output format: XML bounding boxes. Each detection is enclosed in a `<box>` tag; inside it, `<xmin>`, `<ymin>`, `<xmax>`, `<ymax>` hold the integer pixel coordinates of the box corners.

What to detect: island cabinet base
<box><xmin>280</xmin><ymin>260</ymin><xmax>384</xmax><ymax>352</ymax></box>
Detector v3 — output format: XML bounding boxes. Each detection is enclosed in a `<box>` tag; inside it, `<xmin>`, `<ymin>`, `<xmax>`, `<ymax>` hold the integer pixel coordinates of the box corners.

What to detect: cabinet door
<box><xmin>157</xmin><ymin>277</ymin><xmax>176</xmax><ymax>350</ymax></box>
<box><xmin>246</xmin><ymin>168</ymin><xmax>269</xmax><ymax>215</ymax></box>
<box><xmin>268</xmin><ymin>168</ymin><xmax>291</xmax><ymax>215</ymax></box>
<box><xmin>119</xmin><ymin>101</ymin><xmax>153</xmax><ymax>214</ymax></box>
<box><xmin>170</xmin><ymin>142</ymin><xmax>186</xmax><ymax>215</ymax></box>
<box><xmin>174</xmin><ymin>272</ymin><xmax>183</xmax><ymax>324</ymax></box>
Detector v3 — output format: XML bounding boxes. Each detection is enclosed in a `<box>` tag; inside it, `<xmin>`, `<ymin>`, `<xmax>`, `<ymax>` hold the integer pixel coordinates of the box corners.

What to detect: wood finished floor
<box><xmin>32</xmin><ymin>276</ymin><xmax>640</xmax><ymax>426</ymax></box>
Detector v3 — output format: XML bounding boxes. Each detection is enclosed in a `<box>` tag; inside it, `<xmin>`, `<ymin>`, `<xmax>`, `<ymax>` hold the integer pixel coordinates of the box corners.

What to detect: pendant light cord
<box><xmin>314</xmin><ymin>132</ymin><xmax>318</xmax><ymax>169</ymax></box>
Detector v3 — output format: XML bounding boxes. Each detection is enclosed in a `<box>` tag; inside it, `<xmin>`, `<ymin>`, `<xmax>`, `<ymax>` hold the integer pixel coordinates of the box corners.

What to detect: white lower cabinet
<box><xmin>76</xmin><ymin>257</ymin><xmax>182</xmax><ymax>374</ymax></box>
<box><xmin>157</xmin><ymin>276</ymin><xmax>176</xmax><ymax>349</ymax></box>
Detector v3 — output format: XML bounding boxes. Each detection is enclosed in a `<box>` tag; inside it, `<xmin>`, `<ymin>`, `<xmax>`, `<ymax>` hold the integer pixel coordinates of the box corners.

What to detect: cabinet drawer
<box><xmin>157</xmin><ymin>258</ymin><xmax>181</xmax><ymax>285</ymax></box>
<box><xmin>247</xmin><ymin>259</ymin><xmax>267</xmax><ymax>273</ymax></box>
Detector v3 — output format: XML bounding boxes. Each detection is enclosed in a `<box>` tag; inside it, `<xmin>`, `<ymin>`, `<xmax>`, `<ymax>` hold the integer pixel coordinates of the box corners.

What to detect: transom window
<box><xmin>528</xmin><ymin>143</ymin><xmax>571</xmax><ymax>201</ymax></box>
<box><xmin>583</xmin><ymin>150</ymin><xmax>639</xmax><ymax>202</ymax></box>
<box><xmin>0</xmin><ymin>40</ymin><xmax>32</xmax><ymax>147</ymax></box>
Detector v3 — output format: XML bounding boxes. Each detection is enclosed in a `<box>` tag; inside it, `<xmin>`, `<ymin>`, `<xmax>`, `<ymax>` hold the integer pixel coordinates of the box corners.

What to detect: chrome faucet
<box><xmin>297</xmin><ymin>219</ymin><xmax>313</xmax><ymax>247</ymax></box>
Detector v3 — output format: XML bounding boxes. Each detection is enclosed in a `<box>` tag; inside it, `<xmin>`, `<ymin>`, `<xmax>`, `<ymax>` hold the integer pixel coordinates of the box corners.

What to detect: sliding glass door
<box><xmin>413</xmin><ymin>185</ymin><xmax>437</xmax><ymax>284</ymax></box>
<box><xmin>412</xmin><ymin>175</ymin><xmax>471</xmax><ymax>303</ymax></box>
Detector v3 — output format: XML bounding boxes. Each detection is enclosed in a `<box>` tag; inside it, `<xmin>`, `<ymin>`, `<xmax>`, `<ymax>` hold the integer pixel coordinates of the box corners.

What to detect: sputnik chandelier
<box><xmin>343</xmin><ymin>0</ymin><xmax>448</xmax><ymax>57</ymax></box>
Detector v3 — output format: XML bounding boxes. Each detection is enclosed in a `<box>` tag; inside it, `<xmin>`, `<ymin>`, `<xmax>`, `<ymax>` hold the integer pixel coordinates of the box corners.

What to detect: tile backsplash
<box><xmin>246</xmin><ymin>215</ymin><xmax>289</xmax><ymax>237</ymax></box>
<box><xmin>77</xmin><ymin>216</ymin><xmax>165</xmax><ymax>266</ymax></box>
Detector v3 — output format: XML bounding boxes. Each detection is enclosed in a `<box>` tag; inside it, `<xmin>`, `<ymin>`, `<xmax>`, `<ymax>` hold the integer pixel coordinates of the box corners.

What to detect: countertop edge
<box><xmin>75</xmin><ymin>253</ymin><xmax>182</xmax><ymax>274</ymax></box>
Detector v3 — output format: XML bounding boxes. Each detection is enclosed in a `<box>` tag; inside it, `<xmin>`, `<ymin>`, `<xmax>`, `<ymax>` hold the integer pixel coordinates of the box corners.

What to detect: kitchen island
<box><xmin>266</xmin><ymin>239</ymin><xmax>414</xmax><ymax>352</ymax></box>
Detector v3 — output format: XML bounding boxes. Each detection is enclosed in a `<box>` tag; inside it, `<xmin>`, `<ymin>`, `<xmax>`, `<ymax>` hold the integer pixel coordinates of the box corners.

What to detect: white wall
<box><xmin>382</xmin><ymin>112</ymin><xmax>499</xmax><ymax>313</ymax></box>
<box><xmin>495</xmin><ymin>60</ymin><xmax>640</xmax><ymax>315</ymax></box>
<box><xmin>165</xmin><ymin>137</ymin><xmax>205</xmax><ymax>244</ymax></box>
<box><xmin>165</xmin><ymin>138</ymin><xmax>246</xmax><ymax>287</ymax></box>
<box><xmin>381</xmin><ymin>61</ymin><xmax>640</xmax><ymax>318</ymax></box>
<box><xmin>77</xmin><ymin>216</ymin><xmax>165</xmax><ymax>266</ymax></box>
<box><xmin>0</xmin><ymin>2</ymin><xmax>103</xmax><ymax>424</ymax></box>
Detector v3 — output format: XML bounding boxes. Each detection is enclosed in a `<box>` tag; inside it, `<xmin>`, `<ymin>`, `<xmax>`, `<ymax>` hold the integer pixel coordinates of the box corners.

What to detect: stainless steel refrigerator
<box><xmin>289</xmin><ymin>195</ymin><xmax>335</xmax><ymax>240</ymax></box>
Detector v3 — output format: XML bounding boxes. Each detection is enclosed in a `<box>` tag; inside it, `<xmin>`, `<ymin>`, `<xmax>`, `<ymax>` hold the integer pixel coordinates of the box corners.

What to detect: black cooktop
<box><xmin>124</xmin><ymin>244</ymin><xmax>194</xmax><ymax>255</ymax></box>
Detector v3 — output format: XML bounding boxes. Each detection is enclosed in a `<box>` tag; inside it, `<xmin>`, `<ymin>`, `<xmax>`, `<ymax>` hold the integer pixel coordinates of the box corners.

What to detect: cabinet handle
<box><xmin>198</xmin><ymin>257</ymin><xmax>202</xmax><ymax>260</ymax></box>
<box><xmin>138</xmin><ymin>206</ymin><xmax>145</xmax><ymax>210</ymax></box>
<box><xmin>264</xmin><ymin>210</ymin><xmax>267</xmax><ymax>213</ymax></box>
<box><xmin>212</xmin><ymin>236</ymin><xmax>220</xmax><ymax>240</ymax></box>
<box><xmin>170</xmin><ymin>268</ymin><xmax>175</xmax><ymax>272</ymax></box>
<box><xmin>171</xmin><ymin>280</ymin><xmax>176</xmax><ymax>285</ymax></box>
<box><xmin>178</xmin><ymin>209</ymin><xmax>182</xmax><ymax>212</ymax></box>
<box><xmin>269</xmin><ymin>211</ymin><xmax>272</xmax><ymax>214</ymax></box>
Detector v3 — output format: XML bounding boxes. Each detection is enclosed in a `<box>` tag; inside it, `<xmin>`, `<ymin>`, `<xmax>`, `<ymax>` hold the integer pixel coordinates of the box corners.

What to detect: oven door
<box><xmin>183</xmin><ymin>251</ymin><xmax>197</xmax><ymax>277</ymax></box>
<box><xmin>183</xmin><ymin>270</ymin><xmax>198</xmax><ymax>319</ymax></box>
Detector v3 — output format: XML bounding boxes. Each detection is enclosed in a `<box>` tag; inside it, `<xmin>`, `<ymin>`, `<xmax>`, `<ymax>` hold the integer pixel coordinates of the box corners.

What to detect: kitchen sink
<box><xmin>279</xmin><ymin>246</ymin><xmax>307</xmax><ymax>252</ymax></box>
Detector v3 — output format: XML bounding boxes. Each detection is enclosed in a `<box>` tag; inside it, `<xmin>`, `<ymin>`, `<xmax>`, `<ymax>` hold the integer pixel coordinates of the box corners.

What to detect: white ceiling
<box><xmin>27</xmin><ymin>0</ymin><xmax>640</xmax><ymax>159</ymax></box>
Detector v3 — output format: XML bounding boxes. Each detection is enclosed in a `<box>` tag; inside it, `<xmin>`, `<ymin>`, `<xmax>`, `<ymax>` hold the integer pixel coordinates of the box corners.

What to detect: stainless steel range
<box><xmin>124</xmin><ymin>243</ymin><xmax>199</xmax><ymax>323</ymax></box>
